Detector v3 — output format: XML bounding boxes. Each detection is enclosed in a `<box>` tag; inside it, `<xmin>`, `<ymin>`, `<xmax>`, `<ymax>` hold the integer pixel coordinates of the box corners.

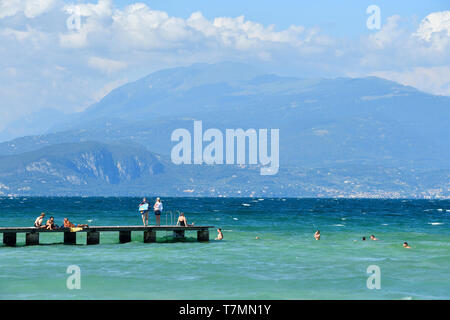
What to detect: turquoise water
<box><xmin>0</xmin><ymin>197</ymin><xmax>449</xmax><ymax>300</ymax></box>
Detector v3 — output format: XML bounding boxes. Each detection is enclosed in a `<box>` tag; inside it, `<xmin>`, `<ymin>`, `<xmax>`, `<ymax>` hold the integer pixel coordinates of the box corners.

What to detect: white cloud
<box><xmin>59</xmin><ymin>0</ymin><xmax>113</xmax><ymax>48</ymax></box>
<box><xmin>366</xmin><ymin>15</ymin><xmax>404</xmax><ymax>50</ymax></box>
<box><xmin>0</xmin><ymin>25</ymin><xmax>46</xmax><ymax>46</ymax></box>
<box><xmin>0</xmin><ymin>0</ymin><xmax>55</xmax><ymax>19</ymax></box>
<box><xmin>59</xmin><ymin>1</ymin><xmax>319</xmax><ymax>52</ymax></box>
<box><xmin>63</xmin><ymin>0</ymin><xmax>112</xmax><ymax>17</ymax></box>
<box><xmin>411</xmin><ymin>11</ymin><xmax>450</xmax><ymax>53</ymax></box>
<box><xmin>370</xmin><ymin>66</ymin><xmax>450</xmax><ymax>96</ymax></box>
<box><xmin>59</xmin><ymin>30</ymin><xmax>88</xmax><ymax>48</ymax></box>
<box><xmin>111</xmin><ymin>3</ymin><xmax>192</xmax><ymax>49</ymax></box>
<box><xmin>185</xmin><ymin>12</ymin><xmax>315</xmax><ymax>51</ymax></box>
<box><xmin>356</xmin><ymin>11</ymin><xmax>450</xmax><ymax>94</ymax></box>
<box><xmin>0</xmin><ymin>1</ymin><xmax>450</xmax><ymax>134</ymax></box>
<box><xmin>88</xmin><ymin>56</ymin><xmax>128</xmax><ymax>74</ymax></box>
<box><xmin>414</xmin><ymin>11</ymin><xmax>450</xmax><ymax>41</ymax></box>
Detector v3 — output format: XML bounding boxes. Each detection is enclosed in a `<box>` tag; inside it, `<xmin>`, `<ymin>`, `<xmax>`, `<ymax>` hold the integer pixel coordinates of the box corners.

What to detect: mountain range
<box><xmin>0</xmin><ymin>62</ymin><xmax>448</xmax><ymax>198</ymax></box>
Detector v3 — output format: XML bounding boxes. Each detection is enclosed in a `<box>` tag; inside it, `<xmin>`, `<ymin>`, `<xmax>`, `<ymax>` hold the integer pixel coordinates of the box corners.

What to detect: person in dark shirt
<box><xmin>176</xmin><ymin>212</ymin><xmax>193</xmax><ymax>227</ymax></box>
<box><xmin>45</xmin><ymin>216</ymin><xmax>57</xmax><ymax>230</ymax></box>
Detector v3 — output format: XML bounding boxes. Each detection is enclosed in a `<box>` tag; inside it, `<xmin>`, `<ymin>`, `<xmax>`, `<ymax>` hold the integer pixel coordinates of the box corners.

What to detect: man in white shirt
<box><xmin>34</xmin><ymin>212</ymin><xmax>46</xmax><ymax>228</ymax></box>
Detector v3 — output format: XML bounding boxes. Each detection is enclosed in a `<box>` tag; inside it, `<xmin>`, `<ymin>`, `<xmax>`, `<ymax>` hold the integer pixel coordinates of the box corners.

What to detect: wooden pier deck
<box><xmin>0</xmin><ymin>225</ymin><xmax>214</xmax><ymax>246</ymax></box>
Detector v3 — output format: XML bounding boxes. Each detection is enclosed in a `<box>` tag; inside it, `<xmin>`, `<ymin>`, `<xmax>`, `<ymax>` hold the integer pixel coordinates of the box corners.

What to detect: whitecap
<box><xmin>437</xmin><ymin>209</ymin><xmax>443</xmax><ymax>212</ymax></box>
<box><xmin>332</xmin><ymin>224</ymin><xmax>345</xmax><ymax>227</ymax></box>
<box><xmin>233</xmin><ymin>218</ymin><xmax>239</xmax><ymax>220</ymax></box>
<box><xmin>429</xmin><ymin>222</ymin><xmax>444</xmax><ymax>226</ymax></box>
<box><xmin>341</xmin><ymin>218</ymin><xmax>347</xmax><ymax>220</ymax></box>
<box><xmin>87</xmin><ymin>220</ymin><xmax>93</xmax><ymax>223</ymax></box>
<box><xmin>381</xmin><ymin>223</ymin><xmax>389</xmax><ymax>226</ymax></box>
<box><xmin>242</xmin><ymin>203</ymin><xmax>251</xmax><ymax>207</ymax></box>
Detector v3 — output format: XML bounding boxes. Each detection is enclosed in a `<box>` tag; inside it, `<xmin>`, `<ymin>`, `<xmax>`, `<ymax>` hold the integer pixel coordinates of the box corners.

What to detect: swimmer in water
<box><xmin>255</xmin><ymin>236</ymin><xmax>260</xmax><ymax>240</ymax></box>
<box><xmin>403</xmin><ymin>242</ymin><xmax>411</xmax><ymax>249</ymax></box>
<box><xmin>362</xmin><ymin>237</ymin><xmax>366</xmax><ymax>241</ymax></box>
<box><xmin>314</xmin><ymin>230</ymin><xmax>320</xmax><ymax>240</ymax></box>
<box><xmin>215</xmin><ymin>228</ymin><xmax>223</xmax><ymax>240</ymax></box>
<box><xmin>370</xmin><ymin>235</ymin><xmax>378</xmax><ymax>241</ymax></box>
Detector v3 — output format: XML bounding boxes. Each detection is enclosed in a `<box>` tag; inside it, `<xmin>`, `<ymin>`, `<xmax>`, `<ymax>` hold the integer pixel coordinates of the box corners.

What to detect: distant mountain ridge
<box><xmin>0</xmin><ymin>63</ymin><xmax>448</xmax><ymax>197</ymax></box>
<box><xmin>0</xmin><ymin>108</ymin><xmax>71</xmax><ymax>142</ymax></box>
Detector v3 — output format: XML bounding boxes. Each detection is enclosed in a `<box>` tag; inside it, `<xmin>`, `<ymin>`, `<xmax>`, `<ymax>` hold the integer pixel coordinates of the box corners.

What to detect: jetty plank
<box><xmin>0</xmin><ymin>225</ymin><xmax>214</xmax><ymax>246</ymax></box>
<box><xmin>0</xmin><ymin>225</ymin><xmax>214</xmax><ymax>233</ymax></box>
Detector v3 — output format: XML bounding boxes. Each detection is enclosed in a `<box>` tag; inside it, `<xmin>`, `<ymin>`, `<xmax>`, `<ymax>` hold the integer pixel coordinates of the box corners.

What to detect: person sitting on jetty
<box><xmin>403</xmin><ymin>242</ymin><xmax>411</xmax><ymax>249</ymax></box>
<box><xmin>153</xmin><ymin>197</ymin><xmax>163</xmax><ymax>226</ymax></box>
<box><xmin>176</xmin><ymin>212</ymin><xmax>193</xmax><ymax>227</ymax></box>
<box><xmin>45</xmin><ymin>216</ymin><xmax>58</xmax><ymax>230</ymax></box>
<box><xmin>370</xmin><ymin>235</ymin><xmax>379</xmax><ymax>241</ymax></box>
<box><xmin>215</xmin><ymin>228</ymin><xmax>223</xmax><ymax>240</ymax></box>
<box><xmin>34</xmin><ymin>213</ymin><xmax>47</xmax><ymax>228</ymax></box>
<box><xmin>139</xmin><ymin>198</ymin><xmax>149</xmax><ymax>226</ymax></box>
<box><xmin>63</xmin><ymin>218</ymin><xmax>88</xmax><ymax>228</ymax></box>
<box><xmin>314</xmin><ymin>230</ymin><xmax>321</xmax><ymax>240</ymax></box>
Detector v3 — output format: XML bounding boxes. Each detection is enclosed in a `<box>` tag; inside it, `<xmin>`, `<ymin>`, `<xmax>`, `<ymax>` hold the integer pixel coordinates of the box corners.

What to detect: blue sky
<box><xmin>0</xmin><ymin>0</ymin><xmax>449</xmax><ymax>139</ymax></box>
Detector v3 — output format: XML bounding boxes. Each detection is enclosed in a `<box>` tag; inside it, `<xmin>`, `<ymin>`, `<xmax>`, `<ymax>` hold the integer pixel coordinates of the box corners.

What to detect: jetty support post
<box><xmin>173</xmin><ymin>230</ymin><xmax>185</xmax><ymax>240</ymax></box>
<box><xmin>119</xmin><ymin>231</ymin><xmax>132</xmax><ymax>243</ymax></box>
<box><xmin>26</xmin><ymin>232</ymin><xmax>39</xmax><ymax>246</ymax></box>
<box><xmin>87</xmin><ymin>231</ymin><xmax>100</xmax><ymax>245</ymax></box>
<box><xmin>64</xmin><ymin>231</ymin><xmax>76</xmax><ymax>245</ymax></box>
<box><xmin>3</xmin><ymin>232</ymin><xmax>17</xmax><ymax>246</ymax></box>
<box><xmin>144</xmin><ymin>230</ymin><xmax>156</xmax><ymax>243</ymax></box>
<box><xmin>197</xmin><ymin>229</ymin><xmax>209</xmax><ymax>242</ymax></box>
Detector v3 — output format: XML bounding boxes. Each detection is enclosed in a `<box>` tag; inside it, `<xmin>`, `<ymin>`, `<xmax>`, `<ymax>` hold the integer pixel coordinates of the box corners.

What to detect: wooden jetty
<box><xmin>0</xmin><ymin>225</ymin><xmax>214</xmax><ymax>246</ymax></box>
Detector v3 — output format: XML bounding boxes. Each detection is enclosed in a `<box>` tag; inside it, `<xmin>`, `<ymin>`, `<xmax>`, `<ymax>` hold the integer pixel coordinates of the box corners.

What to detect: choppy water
<box><xmin>0</xmin><ymin>197</ymin><xmax>449</xmax><ymax>300</ymax></box>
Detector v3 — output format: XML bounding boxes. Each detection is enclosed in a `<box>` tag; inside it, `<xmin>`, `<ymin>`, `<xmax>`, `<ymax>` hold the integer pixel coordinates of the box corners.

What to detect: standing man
<box><xmin>153</xmin><ymin>197</ymin><xmax>163</xmax><ymax>226</ymax></box>
<box><xmin>139</xmin><ymin>198</ymin><xmax>150</xmax><ymax>226</ymax></box>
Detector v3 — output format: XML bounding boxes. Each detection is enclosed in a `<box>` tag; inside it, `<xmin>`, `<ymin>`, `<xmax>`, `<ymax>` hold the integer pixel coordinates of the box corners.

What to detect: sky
<box><xmin>113</xmin><ymin>0</ymin><xmax>448</xmax><ymax>37</ymax></box>
<box><xmin>0</xmin><ymin>0</ymin><xmax>449</xmax><ymax>136</ymax></box>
